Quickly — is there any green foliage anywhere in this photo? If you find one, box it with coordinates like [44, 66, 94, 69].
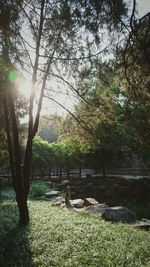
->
[32, 136, 90, 171]
[61, 54, 150, 169]
[61, 62, 130, 170]
[38, 116, 60, 143]
[29, 180, 50, 199]
[121, 12, 150, 102]
[32, 136, 52, 166]
[0, 198, 150, 267]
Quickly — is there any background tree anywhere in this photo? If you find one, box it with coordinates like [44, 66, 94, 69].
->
[38, 115, 61, 143]
[120, 11, 150, 102]
[117, 10, 150, 163]
[60, 59, 136, 175]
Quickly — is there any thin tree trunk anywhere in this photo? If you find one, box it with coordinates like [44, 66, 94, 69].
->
[65, 185, 72, 207]
[49, 166, 51, 178]
[56, 157, 59, 176]
[79, 161, 82, 179]
[23, 137, 33, 198]
[67, 165, 70, 179]
[4, 91, 15, 186]
[59, 158, 62, 179]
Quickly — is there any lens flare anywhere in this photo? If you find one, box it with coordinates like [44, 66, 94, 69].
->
[16, 78, 32, 99]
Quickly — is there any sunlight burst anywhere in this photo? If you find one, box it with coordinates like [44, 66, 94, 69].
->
[16, 78, 32, 99]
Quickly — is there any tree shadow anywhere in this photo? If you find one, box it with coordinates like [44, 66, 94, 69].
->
[0, 202, 35, 267]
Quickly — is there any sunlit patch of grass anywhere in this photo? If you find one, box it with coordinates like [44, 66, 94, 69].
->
[0, 197, 150, 267]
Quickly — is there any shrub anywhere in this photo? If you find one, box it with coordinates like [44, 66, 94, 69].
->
[29, 180, 50, 198]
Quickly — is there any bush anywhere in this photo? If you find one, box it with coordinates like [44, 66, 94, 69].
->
[29, 180, 50, 198]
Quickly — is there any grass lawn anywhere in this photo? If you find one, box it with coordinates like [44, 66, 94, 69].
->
[0, 185, 150, 267]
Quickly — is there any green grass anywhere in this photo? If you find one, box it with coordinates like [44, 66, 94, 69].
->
[0, 184, 150, 267]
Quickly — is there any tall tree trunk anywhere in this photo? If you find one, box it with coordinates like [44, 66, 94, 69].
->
[4, 88, 30, 225]
[16, 192, 29, 225]
[8, 91, 30, 225]
[2, 0, 46, 225]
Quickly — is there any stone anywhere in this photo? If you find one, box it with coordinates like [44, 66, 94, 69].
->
[132, 221, 150, 230]
[102, 206, 136, 223]
[142, 218, 150, 224]
[58, 180, 70, 189]
[86, 203, 109, 214]
[50, 196, 65, 206]
[84, 198, 99, 207]
[45, 191, 60, 199]
[71, 199, 84, 208]
[61, 180, 70, 185]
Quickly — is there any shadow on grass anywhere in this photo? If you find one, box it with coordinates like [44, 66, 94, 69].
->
[0, 201, 35, 267]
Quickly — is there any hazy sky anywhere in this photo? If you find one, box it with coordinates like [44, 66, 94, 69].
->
[138, 0, 150, 16]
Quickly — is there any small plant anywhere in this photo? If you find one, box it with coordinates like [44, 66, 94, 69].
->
[29, 180, 50, 199]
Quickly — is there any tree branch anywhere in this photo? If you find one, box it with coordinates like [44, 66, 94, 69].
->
[33, 49, 56, 135]
[43, 95, 91, 133]
[39, 43, 111, 61]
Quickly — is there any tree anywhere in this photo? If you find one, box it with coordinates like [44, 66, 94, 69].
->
[0, 0, 128, 224]
[120, 11, 150, 103]
[0, 95, 8, 169]
[38, 115, 61, 143]
[60, 60, 135, 175]
[32, 136, 53, 176]
[117, 10, 150, 160]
